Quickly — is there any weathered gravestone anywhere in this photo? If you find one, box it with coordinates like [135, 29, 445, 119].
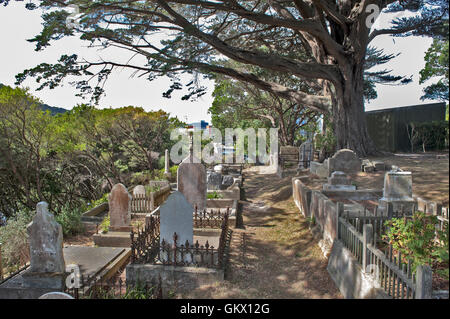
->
[207, 171, 222, 191]
[298, 141, 314, 169]
[378, 168, 415, 213]
[133, 185, 146, 196]
[109, 183, 132, 232]
[323, 171, 356, 191]
[177, 153, 207, 210]
[160, 191, 194, 247]
[221, 175, 235, 189]
[327, 149, 362, 177]
[23, 202, 65, 288]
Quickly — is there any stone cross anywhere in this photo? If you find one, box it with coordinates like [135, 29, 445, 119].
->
[109, 183, 132, 232]
[177, 151, 207, 210]
[159, 191, 193, 246]
[26, 202, 65, 275]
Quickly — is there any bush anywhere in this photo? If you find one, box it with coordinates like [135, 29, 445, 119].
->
[100, 216, 110, 234]
[90, 193, 109, 208]
[384, 211, 449, 271]
[207, 191, 223, 199]
[0, 210, 33, 270]
[410, 120, 449, 151]
[55, 205, 85, 237]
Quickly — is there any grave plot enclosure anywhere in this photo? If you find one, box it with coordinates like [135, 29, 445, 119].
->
[127, 204, 233, 295]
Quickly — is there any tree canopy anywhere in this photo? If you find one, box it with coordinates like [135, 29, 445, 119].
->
[1, 0, 448, 155]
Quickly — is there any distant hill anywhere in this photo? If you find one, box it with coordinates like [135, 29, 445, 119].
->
[40, 103, 68, 115]
[0, 83, 68, 115]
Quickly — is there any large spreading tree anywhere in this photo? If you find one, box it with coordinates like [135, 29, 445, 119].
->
[2, 0, 448, 156]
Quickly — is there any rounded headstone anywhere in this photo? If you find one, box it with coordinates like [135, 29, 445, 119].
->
[39, 292, 74, 299]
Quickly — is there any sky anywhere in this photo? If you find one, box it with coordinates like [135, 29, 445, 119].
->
[0, 3, 437, 124]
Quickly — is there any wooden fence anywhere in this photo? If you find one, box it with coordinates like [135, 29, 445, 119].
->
[130, 185, 171, 214]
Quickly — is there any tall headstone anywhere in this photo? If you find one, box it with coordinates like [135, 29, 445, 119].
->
[159, 191, 194, 246]
[109, 183, 132, 232]
[23, 202, 65, 288]
[164, 149, 170, 174]
[177, 152, 207, 210]
[298, 141, 313, 169]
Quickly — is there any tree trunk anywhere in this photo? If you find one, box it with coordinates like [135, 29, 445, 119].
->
[332, 64, 377, 157]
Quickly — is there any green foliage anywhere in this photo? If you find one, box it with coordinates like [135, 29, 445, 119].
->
[410, 120, 449, 152]
[121, 282, 159, 299]
[90, 193, 109, 208]
[314, 116, 336, 157]
[100, 216, 110, 234]
[384, 212, 449, 271]
[207, 191, 223, 199]
[0, 210, 33, 270]
[0, 85, 182, 217]
[419, 38, 449, 102]
[55, 205, 85, 237]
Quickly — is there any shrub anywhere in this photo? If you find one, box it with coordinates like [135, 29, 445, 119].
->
[207, 191, 223, 199]
[90, 193, 109, 208]
[384, 211, 448, 271]
[0, 210, 33, 270]
[100, 216, 110, 233]
[55, 205, 85, 237]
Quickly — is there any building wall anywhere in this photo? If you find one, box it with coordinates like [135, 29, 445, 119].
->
[366, 102, 446, 152]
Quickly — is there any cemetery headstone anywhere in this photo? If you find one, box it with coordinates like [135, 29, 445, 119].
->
[322, 171, 356, 191]
[23, 202, 65, 288]
[109, 183, 132, 232]
[221, 175, 235, 189]
[378, 169, 415, 213]
[327, 149, 361, 176]
[298, 141, 313, 169]
[207, 171, 222, 191]
[177, 153, 207, 210]
[133, 185, 146, 196]
[159, 191, 193, 246]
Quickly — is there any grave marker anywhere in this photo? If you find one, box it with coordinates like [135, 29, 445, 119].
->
[109, 183, 132, 232]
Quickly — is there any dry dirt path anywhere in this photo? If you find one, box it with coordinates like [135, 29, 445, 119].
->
[180, 169, 341, 299]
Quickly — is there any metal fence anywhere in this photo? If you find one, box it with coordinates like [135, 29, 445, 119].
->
[130, 208, 232, 270]
[64, 272, 162, 299]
